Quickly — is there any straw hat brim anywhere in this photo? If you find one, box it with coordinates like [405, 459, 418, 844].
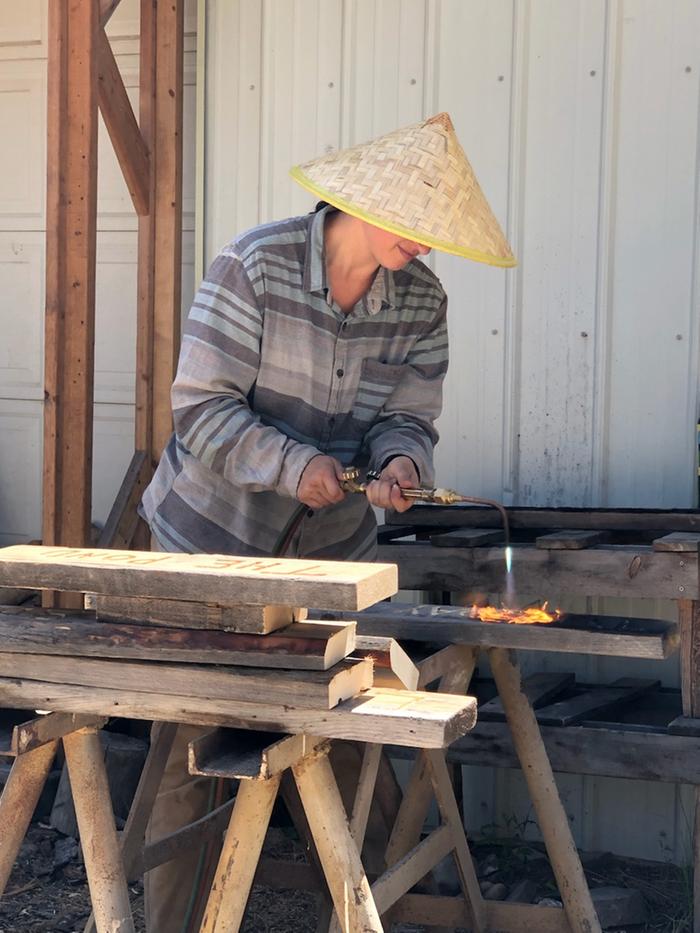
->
[290, 112, 517, 269]
[290, 166, 517, 268]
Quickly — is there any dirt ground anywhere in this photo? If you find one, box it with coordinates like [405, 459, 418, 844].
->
[0, 821, 692, 933]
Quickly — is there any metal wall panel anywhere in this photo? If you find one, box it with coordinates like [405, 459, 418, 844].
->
[203, 0, 700, 862]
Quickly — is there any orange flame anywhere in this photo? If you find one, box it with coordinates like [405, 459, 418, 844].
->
[470, 602, 562, 625]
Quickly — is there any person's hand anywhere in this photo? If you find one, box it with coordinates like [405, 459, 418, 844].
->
[365, 456, 419, 513]
[297, 455, 346, 509]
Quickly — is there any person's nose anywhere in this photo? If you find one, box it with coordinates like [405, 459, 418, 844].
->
[416, 243, 431, 255]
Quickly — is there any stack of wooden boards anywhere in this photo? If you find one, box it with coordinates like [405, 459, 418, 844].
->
[0, 545, 476, 748]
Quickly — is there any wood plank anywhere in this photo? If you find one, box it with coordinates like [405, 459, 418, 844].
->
[653, 532, 700, 552]
[386, 504, 700, 533]
[371, 824, 454, 914]
[0, 653, 373, 711]
[0, 545, 398, 611]
[324, 603, 679, 659]
[0, 611, 356, 671]
[43, 0, 99, 565]
[96, 28, 150, 215]
[353, 634, 419, 690]
[534, 678, 660, 727]
[535, 530, 610, 550]
[430, 528, 505, 548]
[0, 681, 477, 749]
[478, 672, 574, 721]
[387, 721, 700, 785]
[376, 542, 698, 600]
[188, 729, 327, 780]
[97, 451, 150, 549]
[86, 593, 304, 633]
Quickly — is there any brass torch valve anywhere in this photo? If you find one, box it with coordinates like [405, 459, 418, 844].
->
[339, 467, 466, 505]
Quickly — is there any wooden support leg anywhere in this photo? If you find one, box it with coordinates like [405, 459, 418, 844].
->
[82, 721, 178, 933]
[63, 728, 135, 933]
[384, 646, 479, 931]
[489, 647, 601, 933]
[200, 774, 281, 933]
[293, 747, 383, 932]
[328, 743, 383, 933]
[0, 739, 58, 895]
[679, 599, 700, 933]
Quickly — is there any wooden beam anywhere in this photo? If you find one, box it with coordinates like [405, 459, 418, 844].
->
[376, 542, 697, 600]
[97, 450, 149, 548]
[0, 545, 398, 610]
[0, 680, 477, 749]
[135, 0, 157, 472]
[43, 0, 99, 567]
[406, 720, 700, 786]
[387, 504, 700, 532]
[152, 0, 184, 461]
[188, 729, 328, 781]
[0, 653, 373, 711]
[96, 28, 150, 215]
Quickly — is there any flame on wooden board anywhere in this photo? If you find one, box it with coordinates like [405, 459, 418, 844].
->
[469, 602, 562, 625]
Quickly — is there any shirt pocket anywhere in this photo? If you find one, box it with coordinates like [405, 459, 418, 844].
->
[353, 358, 405, 425]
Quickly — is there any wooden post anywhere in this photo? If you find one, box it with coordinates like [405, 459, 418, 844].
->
[63, 728, 134, 932]
[43, 0, 99, 588]
[679, 599, 700, 933]
[0, 740, 58, 895]
[489, 647, 601, 933]
[152, 0, 184, 463]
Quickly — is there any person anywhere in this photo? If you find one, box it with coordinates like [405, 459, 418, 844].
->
[139, 111, 514, 931]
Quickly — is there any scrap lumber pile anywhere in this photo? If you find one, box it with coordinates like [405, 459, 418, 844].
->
[0, 546, 476, 749]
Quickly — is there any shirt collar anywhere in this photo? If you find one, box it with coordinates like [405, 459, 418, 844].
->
[303, 206, 395, 315]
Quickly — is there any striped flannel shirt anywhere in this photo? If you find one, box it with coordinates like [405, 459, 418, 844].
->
[140, 206, 449, 559]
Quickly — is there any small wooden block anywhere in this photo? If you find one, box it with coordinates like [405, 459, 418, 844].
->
[353, 634, 419, 690]
[429, 528, 504, 548]
[535, 530, 610, 549]
[188, 729, 328, 780]
[0, 545, 398, 611]
[652, 532, 700, 552]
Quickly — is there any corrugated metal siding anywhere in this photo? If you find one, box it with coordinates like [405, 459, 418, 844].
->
[203, 0, 700, 861]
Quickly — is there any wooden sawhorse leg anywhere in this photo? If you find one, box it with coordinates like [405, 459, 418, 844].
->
[63, 727, 135, 932]
[0, 739, 58, 895]
[193, 730, 384, 933]
[0, 710, 106, 899]
[489, 647, 601, 933]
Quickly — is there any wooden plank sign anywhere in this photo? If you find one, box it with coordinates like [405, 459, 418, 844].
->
[0, 546, 398, 611]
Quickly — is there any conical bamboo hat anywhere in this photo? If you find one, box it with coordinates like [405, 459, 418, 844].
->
[290, 112, 516, 268]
